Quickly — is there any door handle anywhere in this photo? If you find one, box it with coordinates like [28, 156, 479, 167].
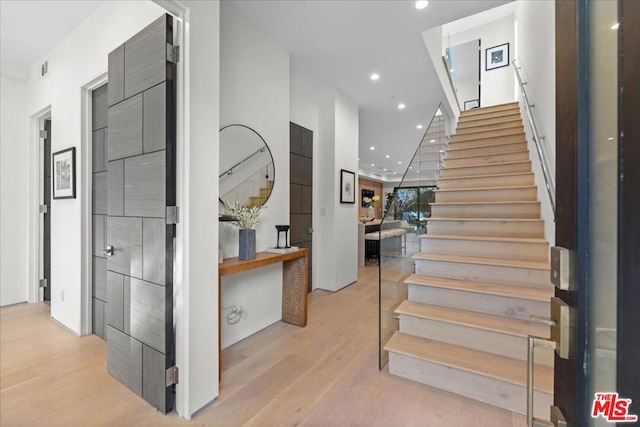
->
[308, 228, 314, 234]
[102, 245, 114, 256]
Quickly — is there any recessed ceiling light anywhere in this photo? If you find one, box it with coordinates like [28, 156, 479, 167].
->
[409, 166, 413, 169]
[383, 168, 387, 171]
[385, 155, 390, 158]
[608, 137, 614, 141]
[611, 22, 620, 30]
[417, 125, 423, 129]
[415, 1, 429, 10]
[398, 161, 402, 165]
[398, 103, 406, 110]
[416, 170, 420, 173]
[370, 73, 380, 81]
[393, 172, 397, 175]
[371, 163, 375, 167]
[370, 146, 375, 150]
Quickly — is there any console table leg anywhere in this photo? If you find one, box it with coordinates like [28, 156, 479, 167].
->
[282, 255, 308, 327]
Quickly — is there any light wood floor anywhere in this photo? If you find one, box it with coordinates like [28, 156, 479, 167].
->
[0, 265, 528, 426]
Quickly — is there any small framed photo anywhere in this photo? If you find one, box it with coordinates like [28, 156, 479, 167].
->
[486, 43, 509, 71]
[464, 99, 480, 110]
[361, 189, 375, 207]
[340, 169, 355, 204]
[52, 147, 76, 199]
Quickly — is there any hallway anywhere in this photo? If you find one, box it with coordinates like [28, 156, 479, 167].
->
[1, 265, 528, 426]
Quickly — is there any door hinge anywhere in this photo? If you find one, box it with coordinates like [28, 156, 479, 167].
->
[166, 366, 179, 386]
[39, 204, 48, 214]
[39, 278, 48, 288]
[166, 206, 179, 225]
[167, 44, 180, 64]
[40, 130, 48, 139]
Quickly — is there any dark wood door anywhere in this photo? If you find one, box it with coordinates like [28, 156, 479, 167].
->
[105, 14, 176, 413]
[290, 122, 313, 291]
[91, 83, 108, 338]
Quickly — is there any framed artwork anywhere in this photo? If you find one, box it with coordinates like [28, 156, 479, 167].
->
[52, 147, 76, 199]
[464, 99, 480, 110]
[486, 43, 509, 71]
[340, 169, 355, 203]
[361, 189, 375, 207]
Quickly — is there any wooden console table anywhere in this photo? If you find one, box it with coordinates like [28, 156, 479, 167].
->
[218, 249, 309, 376]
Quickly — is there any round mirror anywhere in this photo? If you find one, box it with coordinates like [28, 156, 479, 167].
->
[219, 124, 275, 207]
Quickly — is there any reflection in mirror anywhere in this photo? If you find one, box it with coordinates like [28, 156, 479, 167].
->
[219, 124, 275, 207]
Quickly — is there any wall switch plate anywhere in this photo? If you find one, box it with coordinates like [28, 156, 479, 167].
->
[550, 246, 576, 290]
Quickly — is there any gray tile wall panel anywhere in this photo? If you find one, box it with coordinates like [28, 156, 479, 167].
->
[301, 128, 313, 158]
[290, 184, 302, 215]
[290, 214, 312, 245]
[107, 326, 143, 396]
[290, 153, 312, 186]
[108, 160, 124, 216]
[107, 94, 143, 161]
[107, 45, 125, 107]
[92, 256, 108, 301]
[143, 83, 166, 153]
[92, 171, 108, 215]
[128, 277, 166, 353]
[143, 218, 166, 286]
[92, 129, 106, 172]
[290, 122, 302, 155]
[107, 272, 124, 332]
[107, 217, 143, 279]
[124, 151, 165, 218]
[92, 85, 108, 130]
[143, 344, 167, 412]
[93, 215, 106, 258]
[301, 185, 312, 214]
[92, 298, 105, 339]
[124, 15, 167, 98]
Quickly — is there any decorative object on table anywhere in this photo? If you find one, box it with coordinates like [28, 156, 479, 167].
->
[340, 169, 356, 203]
[464, 99, 480, 110]
[52, 147, 76, 199]
[362, 194, 380, 219]
[223, 200, 264, 260]
[358, 215, 372, 223]
[267, 225, 299, 253]
[485, 43, 509, 71]
[361, 189, 375, 207]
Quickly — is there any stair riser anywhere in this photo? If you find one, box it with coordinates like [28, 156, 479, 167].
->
[408, 284, 550, 321]
[448, 134, 526, 149]
[439, 173, 534, 190]
[414, 259, 551, 288]
[388, 352, 553, 420]
[461, 104, 520, 117]
[420, 238, 548, 262]
[441, 162, 532, 178]
[445, 151, 530, 168]
[456, 120, 523, 134]
[447, 142, 528, 159]
[381, 280, 408, 300]
[457, 114, 522, 129]
[259, 189, 270, 197]
[426, 220, 544, 238]
[431, 203, 540, 219]
[399, 315, 554, 366]
[452, 127, 524, 142]
[435, 187, 538, 203]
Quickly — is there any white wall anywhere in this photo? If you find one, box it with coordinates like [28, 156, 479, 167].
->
[0, 62, 30, 306]
[515, 0, 556, 245]
[423, 27, 461, 122]
[448, 15, 516, 108]
[219, 3, 290, 348]
[24, 1, 166, 332]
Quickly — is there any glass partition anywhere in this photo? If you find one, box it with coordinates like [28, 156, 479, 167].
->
[378, 105, 449, 369]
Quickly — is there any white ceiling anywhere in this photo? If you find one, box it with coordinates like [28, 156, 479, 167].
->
[0, 0, 105, 67]
[229, 0, 512, 181]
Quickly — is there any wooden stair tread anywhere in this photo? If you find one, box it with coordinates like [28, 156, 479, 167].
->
[444, 149, 529, 161]
[412, 253, 550, 270]
[419, 234, 547, 244]
[451, 132, 525, 141]
[381, 296, 399, 312]
[443, 160, 531, 170]
[460, 102, 520, 114]
[456, 117, 522, 127]
[426, 217, 544, 222]
[384, 332, 553, 393]
[439, 172, 533, 181]
[447, 141, 527, 152]
[405, 274, 552, 302]
[452, 124, 524, 136]
[434, 185, 537, 193]
[395, 300, 550, 339]
[458, 113, 522, 124]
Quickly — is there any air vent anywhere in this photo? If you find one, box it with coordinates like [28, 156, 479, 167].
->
[373, 173, 383, 178]
[41, 60, 48, 77]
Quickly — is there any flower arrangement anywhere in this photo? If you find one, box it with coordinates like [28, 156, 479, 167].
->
[223, 201, 264, 230]
[362, 195, 380, 208]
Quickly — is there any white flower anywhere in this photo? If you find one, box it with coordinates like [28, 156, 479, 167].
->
[223, 201, 265, 230]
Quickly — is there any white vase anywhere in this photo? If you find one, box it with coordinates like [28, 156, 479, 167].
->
[367, 206, 375, 219]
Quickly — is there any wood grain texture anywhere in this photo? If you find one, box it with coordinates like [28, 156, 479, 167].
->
[92, 256, 107, 301]
[92, 84, 108, 131]
[107, 94, 143, 161]
[124, 151, 165, 218]
[107, 216, 143, 279]
[92, 129, 106, 172]
[107, 45, 124, 106]
[124, 14, 168, 98]
[108, 159, 124, 216]
[219, 249, 308, 277]
[106, 326, 143, 396]
[106, 271, 124, 332]
[92, 298, 105, 339]
[282, 255, 308, 327]
[143, 218, 166, 285]
[142, 344, 168, 413]
[143, 82, 166, 153]
[127, 277, 166, 353]
[92, 171, 108, 215]
[92, 214, 106, 258]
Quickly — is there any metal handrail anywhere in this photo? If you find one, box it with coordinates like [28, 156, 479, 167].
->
[512, 60, 556, 217]
[219, 147, 266, 178]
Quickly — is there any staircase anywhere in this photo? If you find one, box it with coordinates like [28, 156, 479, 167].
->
[384, 102, 554, 420]
[247, 180, 274, 207]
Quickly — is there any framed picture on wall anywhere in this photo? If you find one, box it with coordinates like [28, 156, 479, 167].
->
[340, 169, 355, 203]
[361, 189, 375, 207]
[486, 43, 509, 71]
[52, 147, 76, 199]
[464, 99, 480, 110]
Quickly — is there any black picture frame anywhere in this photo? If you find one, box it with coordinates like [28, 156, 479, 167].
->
[464, 99, 480, 110]
[52, 147, 76, 199]
[361, 189, 375, 207]
[340, 169, 355, 203]
[485, 43, 509, 71]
